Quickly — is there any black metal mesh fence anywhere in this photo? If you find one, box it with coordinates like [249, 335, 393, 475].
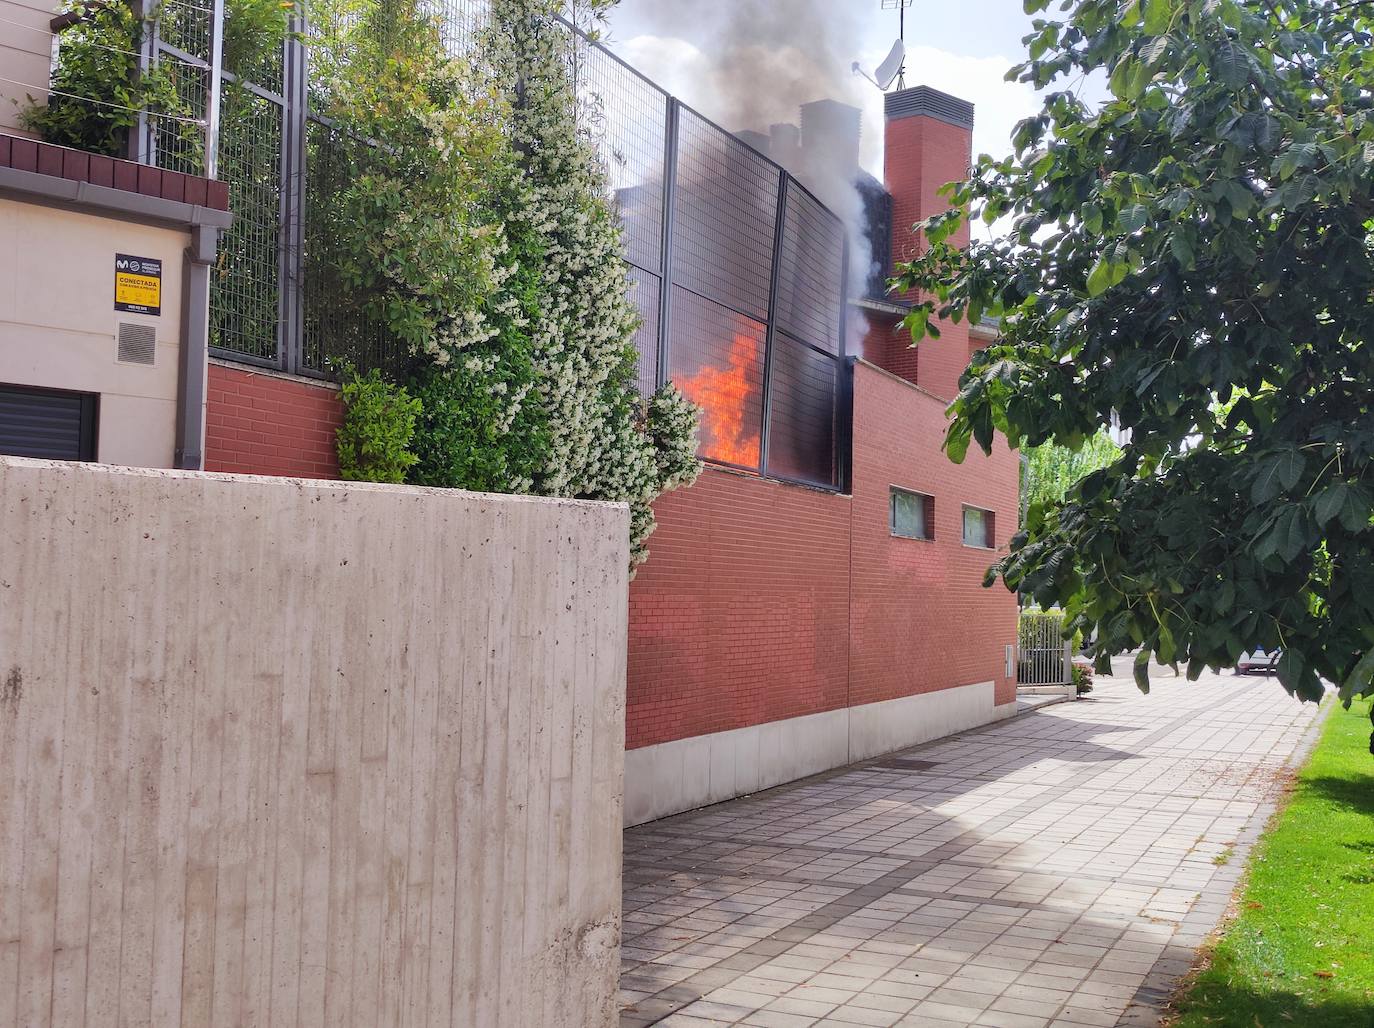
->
[777, 181, 846, 355]
[152, 0, 211, 178]
[668, 288, 768, 472]
[299, 117, 409, 377]
[210, 86, 283, 361]
[151, 1, 287, 363]
[153, 1, 849, 488]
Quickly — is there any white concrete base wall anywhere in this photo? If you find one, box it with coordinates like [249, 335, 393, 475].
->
[625, 681, 1016, 827]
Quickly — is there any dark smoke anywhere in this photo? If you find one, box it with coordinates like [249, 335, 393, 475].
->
[612, 0, 879, 302]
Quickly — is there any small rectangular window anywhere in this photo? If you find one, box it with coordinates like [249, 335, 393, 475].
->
[962, 505, 995, 548]
[890, 487, 934, 540]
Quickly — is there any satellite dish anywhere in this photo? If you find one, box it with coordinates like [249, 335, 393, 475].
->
[853, 39, 906, 91]
[875, 39, 905, 90]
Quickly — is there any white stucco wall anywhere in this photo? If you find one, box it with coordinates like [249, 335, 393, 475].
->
[0, 196, 188, 467]
[0, 457, 629, 1027]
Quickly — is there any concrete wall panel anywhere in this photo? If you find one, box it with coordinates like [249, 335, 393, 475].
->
[0, 456, 629, 1026]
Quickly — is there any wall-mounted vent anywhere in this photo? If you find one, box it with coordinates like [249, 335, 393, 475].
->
[117, 323, 156, 365]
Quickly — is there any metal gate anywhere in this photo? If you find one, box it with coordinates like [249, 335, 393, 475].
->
[1017, 609, 1074, 692]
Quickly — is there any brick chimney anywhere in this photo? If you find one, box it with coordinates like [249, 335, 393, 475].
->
[878, 85, 974, 399]
[800, 99, 862, 186]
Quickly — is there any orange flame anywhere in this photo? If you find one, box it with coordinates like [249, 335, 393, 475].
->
[677, 332, 762, 468]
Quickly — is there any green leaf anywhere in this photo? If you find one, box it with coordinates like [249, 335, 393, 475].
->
[1216, 580, 1235, 613]
[1117, 203, 1149, 233]
[1257, 506, 1309, 563]
[1313, 482, 1349, 527]
[1170, 231, 1195, 266]
[1214, 38, 1249, 89]
[1087, 254, 1129, 297]
[945, 420, 972, 464]
[1158, 621, 1177, 664]
[1342, 648, 1374, 702]
[1277, 648, 1305, 695]
[1142, 0, 1173, 35]
[1339, 485, 1373, 532]
[1251, 450, 1306, 504]
[1110, 56, 1146, 100]
[1133, 649, 1151, 693]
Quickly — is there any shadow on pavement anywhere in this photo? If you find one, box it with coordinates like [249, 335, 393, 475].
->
[619, 679, 1311, 1026]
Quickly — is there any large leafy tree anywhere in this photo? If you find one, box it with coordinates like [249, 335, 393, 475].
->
[896, 0, 1374, 728]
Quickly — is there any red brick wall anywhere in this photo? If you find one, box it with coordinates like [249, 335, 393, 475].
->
[626, 360, 1021, 751]
[873, 112, 974, 400]
[627, 467, 853, 749]
[848, 361, 1019, 710]
[205, 362, 342, 478]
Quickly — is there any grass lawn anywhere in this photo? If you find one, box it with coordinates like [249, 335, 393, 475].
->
[1168, 697, 1374, 1027]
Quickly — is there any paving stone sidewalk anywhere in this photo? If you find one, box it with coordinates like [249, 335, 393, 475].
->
[620, 669, 1323, 1028]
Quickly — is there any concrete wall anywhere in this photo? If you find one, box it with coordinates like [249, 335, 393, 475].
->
[0, 456, 629, 1027]
[624, 681, 1013, 826]
[0, 196, 187, 467]
[0, 0, 53, 138]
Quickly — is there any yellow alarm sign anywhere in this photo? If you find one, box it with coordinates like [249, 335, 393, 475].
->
[114, 253, 162, 316]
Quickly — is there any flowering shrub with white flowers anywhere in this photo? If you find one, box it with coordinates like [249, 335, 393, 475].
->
[482, 0, 700, 566]
[314, 0, 700, 568]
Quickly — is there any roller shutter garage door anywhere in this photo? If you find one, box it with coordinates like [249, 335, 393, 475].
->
[0, 385, 98, 461]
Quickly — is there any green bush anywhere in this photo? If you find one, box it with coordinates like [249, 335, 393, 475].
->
[336, 367, 421, 484]
[1072, 660, 1094, 696]
[408, 356, 548, 494]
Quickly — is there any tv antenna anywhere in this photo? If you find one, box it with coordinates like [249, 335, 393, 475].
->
[852, 0, 912, 92]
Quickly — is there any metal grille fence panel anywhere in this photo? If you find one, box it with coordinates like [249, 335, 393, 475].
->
[210, 87, 283, 362]
[667, 287, 768, 472]
[671, 107, 779, 323]
[299, 116, 405, 376]
[149, 4, 849, 489]
[776, 180, 845, 355]
[577, 42, 666, 275]
[626, 267, 661, 398]
[766, 334, 837, 486]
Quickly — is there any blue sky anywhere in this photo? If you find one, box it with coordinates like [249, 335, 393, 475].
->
[605, 0, 1052, 176]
